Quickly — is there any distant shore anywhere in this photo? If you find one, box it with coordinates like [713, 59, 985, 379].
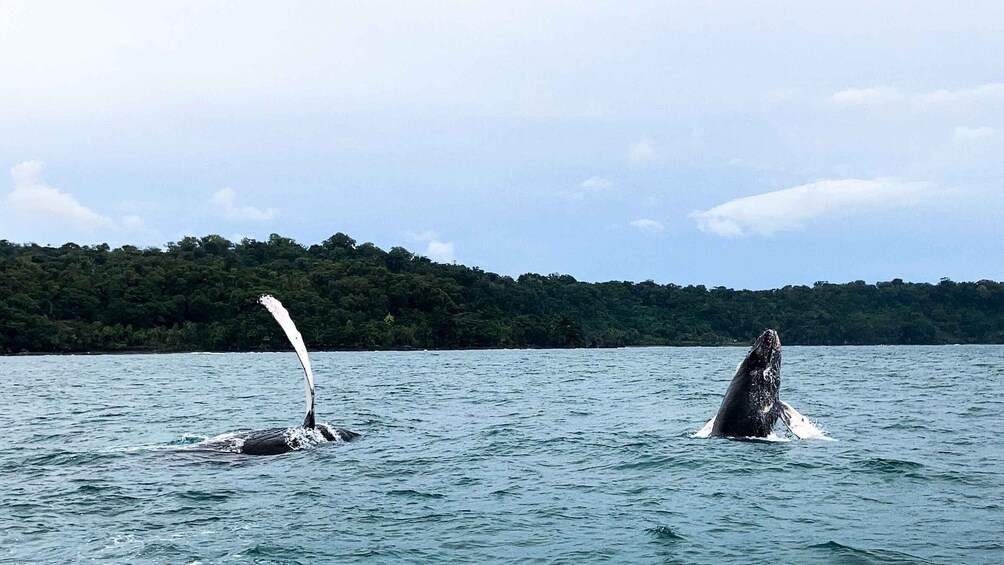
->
[2, 235, 1002, 354]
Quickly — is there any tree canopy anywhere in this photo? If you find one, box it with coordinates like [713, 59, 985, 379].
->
[1, 234, 1002, 354]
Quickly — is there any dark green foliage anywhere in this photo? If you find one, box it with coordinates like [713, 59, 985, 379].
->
[1, 235, 1002, 353]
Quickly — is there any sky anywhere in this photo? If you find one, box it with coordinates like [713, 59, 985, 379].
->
[2, 1, 1003, 289]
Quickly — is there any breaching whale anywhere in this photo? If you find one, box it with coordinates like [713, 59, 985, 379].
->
[200, 295, 358, 455]
[695, 329, 824, 440]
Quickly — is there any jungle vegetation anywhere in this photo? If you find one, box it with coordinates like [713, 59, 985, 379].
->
[1, 234, 1002, 353]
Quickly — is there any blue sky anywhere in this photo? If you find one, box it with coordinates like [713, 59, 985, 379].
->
[2, 2, 1003, 289]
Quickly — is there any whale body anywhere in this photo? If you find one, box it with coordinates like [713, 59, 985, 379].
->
[695, 329, 824, 440]
[199, 295, 358, 455]
[218, 422, 359, 456]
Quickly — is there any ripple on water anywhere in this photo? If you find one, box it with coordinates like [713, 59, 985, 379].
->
[1, 346, 1002, 564]
[387, 489, 446, 499]
[807, 541, 935, 564]
[646, 525, 685, 542]
[853, 457, 926, 477]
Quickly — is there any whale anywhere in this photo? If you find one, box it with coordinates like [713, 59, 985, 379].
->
[199, 295, 358, 455]
[695, 329, 824, 440]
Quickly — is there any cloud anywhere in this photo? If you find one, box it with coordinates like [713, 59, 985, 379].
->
[406, 230, 455, 263]
[580, 176, 615, 191]
[121, 215, 147, 231]
[916, 83, 1004, 107]
[4, 160, 115, 232]
[691, 178, 932, 238]
[424, 240, 455, 263]
[209, 188, 278, 221]
[832, 83, 1004, 110]
[560, 176, 616, 199]
[831, 87, 904, 106]
[628, 139, 655, 166]
[952, 126, 998, 142]
[629, 218, 664, 234]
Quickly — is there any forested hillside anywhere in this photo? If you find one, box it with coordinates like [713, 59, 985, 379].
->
[1, 233, 1002, 353]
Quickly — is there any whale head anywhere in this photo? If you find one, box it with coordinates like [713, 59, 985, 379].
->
[741, 329, 781, 383]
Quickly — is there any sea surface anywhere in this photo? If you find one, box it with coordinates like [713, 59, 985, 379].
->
[1, 346, 1002, 564]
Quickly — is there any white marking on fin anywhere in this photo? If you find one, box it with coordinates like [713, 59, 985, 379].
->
[694, 415, 716, 438]
[779, 400, 829, 440]
[258, 295, 315, 423]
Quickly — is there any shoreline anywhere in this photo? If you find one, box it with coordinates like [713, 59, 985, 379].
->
[2, 341, 997, 357]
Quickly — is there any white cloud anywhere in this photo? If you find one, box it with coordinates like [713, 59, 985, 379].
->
[424, 240, 455, 263]
[831, 87, 904, 106]
[580, 176, 615, 191]
[629, 218, 664, 234]
[406, 230, 455, 263]
[4, 160, 115, 232]
[628, 139, 655, 166]
[121, 215, 147, 231]
[832, 83, 1004, 110]
[560, 176, 616, 199]
[209, 188, 278, 221]
[406, 229, 437, 242]
[691, 178, 932, 238]
[916, 83, 1004, 108]
[117, 214, 161, 241]
[952, 126, 998, 142]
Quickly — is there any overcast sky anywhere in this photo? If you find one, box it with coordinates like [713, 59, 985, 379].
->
[2, 1, 1003, 288]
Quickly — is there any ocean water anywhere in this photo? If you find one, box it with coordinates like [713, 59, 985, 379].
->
[1, 346, 1002, 564]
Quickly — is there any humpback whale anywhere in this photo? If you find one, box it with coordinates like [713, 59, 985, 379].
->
[695, 329, 825, 440]
[200, 295, 358, 455]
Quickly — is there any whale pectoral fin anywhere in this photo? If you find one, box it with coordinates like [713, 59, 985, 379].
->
[779, 401, 826, 439]
[302, 409, 315, 429]
[694, 415, 716, 438]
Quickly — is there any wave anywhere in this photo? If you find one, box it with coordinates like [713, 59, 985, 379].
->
[13, 449, 123, 468]
[855, 457, 926, 475]
[646, 525, 686, 542]
[691, 427, 835, 441]
[689, 431, 792, 442]
[807, 541, 934, 564]
[387, 489, 446, 499]
[170, 434, 210, 445]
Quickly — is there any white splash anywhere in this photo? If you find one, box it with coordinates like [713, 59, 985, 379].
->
[258, 294, 315, 418]
[199, 431, 247, 453]
[692, 409, 834, 441]
[282, 426, 327, 450]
